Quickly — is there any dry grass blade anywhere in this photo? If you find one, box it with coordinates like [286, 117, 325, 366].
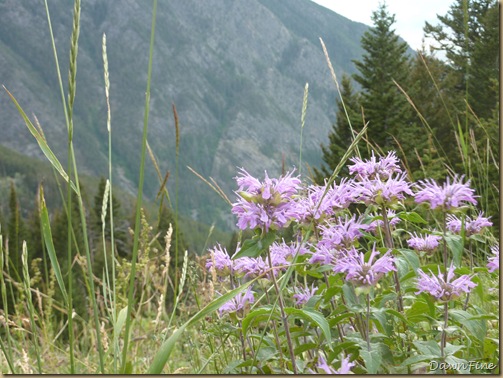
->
[187, 166, 232, 206]
[173, 103, 180, 154]
[147, 141, 172, 205]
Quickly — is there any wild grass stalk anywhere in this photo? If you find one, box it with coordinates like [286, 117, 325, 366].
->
[319, 37, 362, 160]
[121, 0, 158, 373]
[0, 231, 16, 373]
[21, 242, 42, 373]
[298, 82, 309, 176]
[101, 32, 120, 373]
[172, 104, 181, 306]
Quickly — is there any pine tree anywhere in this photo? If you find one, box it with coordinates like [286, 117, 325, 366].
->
[314, 74, 363, 183]
[424, 0, 499, 119]
[352, 3, 413, 158]
[404, 49, 460, 179]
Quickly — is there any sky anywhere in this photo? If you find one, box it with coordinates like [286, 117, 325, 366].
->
[311, 0, 453, 52]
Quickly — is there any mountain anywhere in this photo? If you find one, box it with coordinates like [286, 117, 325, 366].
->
[0, 0, 371, 230]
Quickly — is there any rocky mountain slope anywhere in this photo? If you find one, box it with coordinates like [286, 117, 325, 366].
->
[0, 0, 370, 229]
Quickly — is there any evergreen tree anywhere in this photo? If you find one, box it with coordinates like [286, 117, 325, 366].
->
[314, 74, 363, 183]
[424, 0, 499, 234]
[404, 49, 460, 179]
[352, 3, 413, 158]
[424, 0, 499, 119]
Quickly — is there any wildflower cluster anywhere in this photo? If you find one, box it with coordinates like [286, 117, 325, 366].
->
[416, 264, 477, 302]
[205, 152, 497, 374]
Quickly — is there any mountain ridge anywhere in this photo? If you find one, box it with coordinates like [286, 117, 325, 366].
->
[0, 0, 373, 229]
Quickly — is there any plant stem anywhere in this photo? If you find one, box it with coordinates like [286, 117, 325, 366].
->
[266, 250, 297, 374]
[121, 0, 158, 372]
[441, 301, 448, 374]
[381, 205, 404, 312]
[366, 293, 371, 351]
[442, 210, 448, 271]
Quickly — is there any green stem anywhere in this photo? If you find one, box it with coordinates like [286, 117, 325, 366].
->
[441, 301, 448, 374]
[120, 1, 158, 372]
[381, 205, 403, 313]
[266, 249, 297, 374]
[366, 293, 371, 352]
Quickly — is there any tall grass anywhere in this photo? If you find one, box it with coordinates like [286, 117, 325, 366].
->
[0, 0, 498, 374]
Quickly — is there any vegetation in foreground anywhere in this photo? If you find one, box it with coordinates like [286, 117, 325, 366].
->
[0, 0, 498, 374]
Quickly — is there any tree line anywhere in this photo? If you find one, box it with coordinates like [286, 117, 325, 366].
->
[0, 177, 187, 318]
[314, 0, 499, 233]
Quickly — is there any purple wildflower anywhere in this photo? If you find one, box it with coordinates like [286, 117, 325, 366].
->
[206, 244, 234, 276]
[318, 214, 367, 250]
[416, 264, 477, 301]
[295, 179, 355, 223]
[414, 175, 477, 210]
[446, 212, 493, 236]
[333, 245, 396, 287]
[349, 151, 402, 180]
[233, 242, 297, 278]
[314, 354, 355, 375]
[218, 287, 255, 316]
[270, 240, 308, 260]
[233, 256, 269, 278]
[232, 168, 301, 231]
[309, 244, 338, 265]
[293, 284, 318, 306]
[353, 172, 412, 206]
[487, 244, 499, 273]
[407, 232, 442, 255]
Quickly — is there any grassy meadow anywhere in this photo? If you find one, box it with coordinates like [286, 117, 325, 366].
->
[0, 0, 499, 374]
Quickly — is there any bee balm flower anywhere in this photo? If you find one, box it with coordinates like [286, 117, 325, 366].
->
[415, 264, 476, 302]
[231, 168, 301, 231]
[414, 175, 477, 210]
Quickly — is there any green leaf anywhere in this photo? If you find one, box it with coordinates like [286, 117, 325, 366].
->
[413, 340, 441, 357]
[284, 307, 332, 345]
[396, 248, 420, 271]
[444, 343, 464, 356]
[342, 283, 359, 309]
[3, 86, 77, 193]
[397, 211, 427, 224]
[402, 353, 439, 367]
[114, 306, 128, 348]
[233, 231, 277, 259]
[445, 355, 469, 373]
[242, 306, 279, 338]
[372, 307, 392, 336]
[449, 309, 487, 342]
[39, 186, 68, 305]
[360, 349, 381, 374]
[124, 361, 133, 374]
[148, 279, 255, 373]
[294, 342, 317, 356]
[383, 308, 409, 325]
[332, 340, 359, 356]
[406, 299, 432, 321]
[445, 234, 463, 267]
[255, 346, 278, 362]
[484, 338, 499, 360]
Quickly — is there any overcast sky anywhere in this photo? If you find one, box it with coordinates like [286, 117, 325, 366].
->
[311, 0, 453, 52]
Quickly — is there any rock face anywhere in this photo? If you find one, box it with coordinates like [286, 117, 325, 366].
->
[0, 0, 369, 229]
